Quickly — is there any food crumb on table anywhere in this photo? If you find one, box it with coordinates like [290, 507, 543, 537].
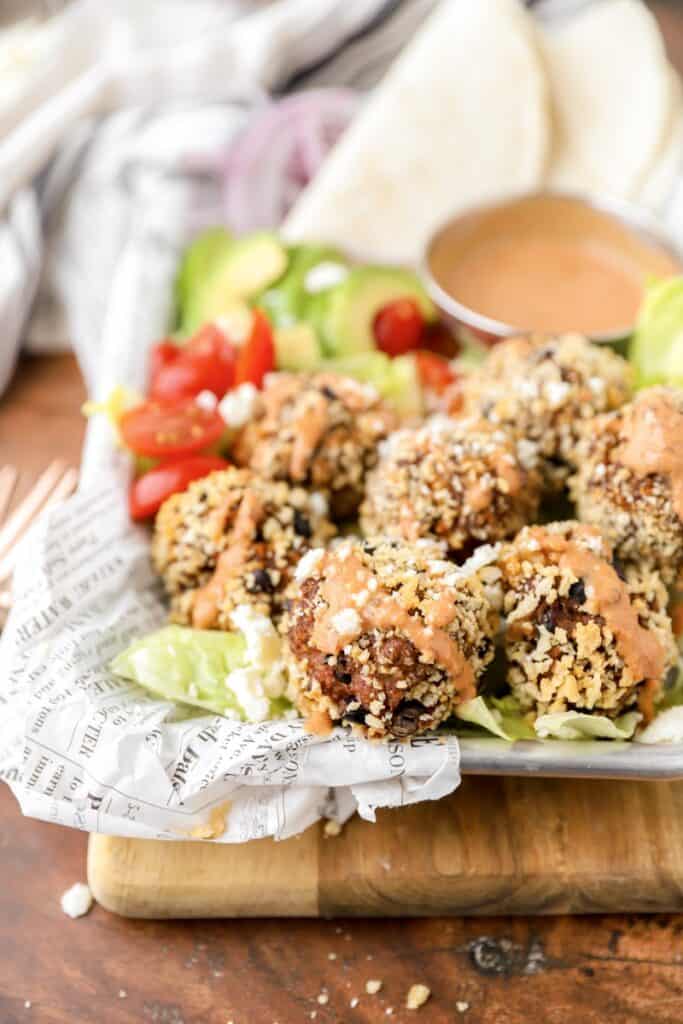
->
[24, 1002, 31, 1010]
[366, 979, 383, 995]
[60, 882, 93, 919]
[323, 818, 343, 837]
[317, 991, 329, 1005]
[328, 951, 337, 960]
[457, 1001, 470, 1013]
[118, 990, 127, 999]
[406, 983, 431, 1010]
[350, 997, 359, 1008]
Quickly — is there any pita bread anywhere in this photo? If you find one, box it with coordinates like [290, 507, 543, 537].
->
[283, 0, 548, 265]
[638, 67, 683, 212]
[542, 0, 672, 199]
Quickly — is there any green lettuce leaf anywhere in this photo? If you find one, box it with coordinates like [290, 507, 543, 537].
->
[534, 711, 641, 741]
[454, 695, 535, 741]
[630, 276, 683, 388]
[111, 624, 293, 722]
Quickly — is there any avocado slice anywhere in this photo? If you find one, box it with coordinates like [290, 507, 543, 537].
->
[175, 228, 234, 331]
[181, 232, 289, 333]
[320, 266, 437, 357]
[257, 244, 348, 329]
[323, 350, 423, 417]
[274, 323, 321, 371]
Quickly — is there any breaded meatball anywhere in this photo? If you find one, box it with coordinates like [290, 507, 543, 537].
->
[360, 416, 541, 557]
[500, 521, 676, 720]
[570, 387, 683, 584]
[232, 372, 397, 520]
[284, 537, 500, 738]
[152, 467, 335, 629]
[462, 334, 632, 489]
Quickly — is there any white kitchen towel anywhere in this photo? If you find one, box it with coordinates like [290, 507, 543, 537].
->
[0, 0, 440, 395]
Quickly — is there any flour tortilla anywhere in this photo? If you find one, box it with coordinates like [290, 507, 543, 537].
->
[637, 67, 683, 212]
[543, 0, 673, 199]
[283, 0, 548, 265]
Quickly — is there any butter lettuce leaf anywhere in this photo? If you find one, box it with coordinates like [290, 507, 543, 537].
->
[454, 695, 535, 741]
[111, 624, 294, 722]
[534, 711, 641, 741]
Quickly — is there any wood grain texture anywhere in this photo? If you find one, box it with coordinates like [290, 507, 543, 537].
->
[88, 775, 683, 920]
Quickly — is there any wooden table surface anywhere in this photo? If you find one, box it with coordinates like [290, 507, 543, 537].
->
[4, 5, 683, 1021]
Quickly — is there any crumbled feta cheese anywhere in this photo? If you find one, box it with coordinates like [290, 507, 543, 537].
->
[304, 261, 349, 293]
[231, 604, 282, 672]
[194, 389, 218, 410]
[225, 667, 270, 722]
[60, 882, 93, 919]
[295, 547, 325, 582]
[219, 382, 259, 428]
[331, 608, 362, 638]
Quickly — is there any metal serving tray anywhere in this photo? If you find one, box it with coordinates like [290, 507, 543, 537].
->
[459, 735, 683, 779]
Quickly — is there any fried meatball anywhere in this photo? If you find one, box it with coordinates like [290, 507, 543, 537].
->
[152, 467, 335, 629]
[500, 521, 676, 720]
[462, 334, 632, 489]
[360, 416, 541, 557]
[232, 372, 397, 520]
[284, 537, 500, 738]
[570, 387, 683, 584]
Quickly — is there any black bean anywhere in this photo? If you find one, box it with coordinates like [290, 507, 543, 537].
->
[568, 579, 586, 605]
[246, 569, 274, 594]
[293, 511, 312, 538]
[612, 557, 627, 582]
[391, 700, 424, 737]
[343, 707, 367, 725]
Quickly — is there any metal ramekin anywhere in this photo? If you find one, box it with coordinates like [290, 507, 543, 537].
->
[422, 190, 683, 347]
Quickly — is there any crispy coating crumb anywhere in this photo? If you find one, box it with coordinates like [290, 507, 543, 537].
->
[232, 372, 397, 520]
[500, 521, 676, 718]
[571, 387, 683, 584]
[152, 467, 335, 629]
[462, 334, 632, 489]
[361, 415, 541, 555]
[284, 537, 500, 739]
[406, 984, 431, 1010]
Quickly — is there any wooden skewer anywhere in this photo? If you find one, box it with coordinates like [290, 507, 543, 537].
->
[0, 462, 78, 585]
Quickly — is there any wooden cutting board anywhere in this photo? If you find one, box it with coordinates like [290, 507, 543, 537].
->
[87, 774, 683, 918]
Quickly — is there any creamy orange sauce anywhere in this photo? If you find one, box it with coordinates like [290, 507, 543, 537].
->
[305, 708, 334, 736]
[616, 392, 683, 521]
[523, 527, 666, 700]
[429, 195, 681, 335]
[192, 490, 262, 628]
[290, 392, 328, 480]
[311, 552, 475, 700]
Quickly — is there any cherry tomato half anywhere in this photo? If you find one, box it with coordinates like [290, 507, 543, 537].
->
[414, 350, 458, 395]
[129, 455, 229, 520]
[149, 341, 180, 382]
[119, 398, 225, 459]
[235, 309, 276, 389]
[150, 324, 236, 402]
[373, 298, 425, 356]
